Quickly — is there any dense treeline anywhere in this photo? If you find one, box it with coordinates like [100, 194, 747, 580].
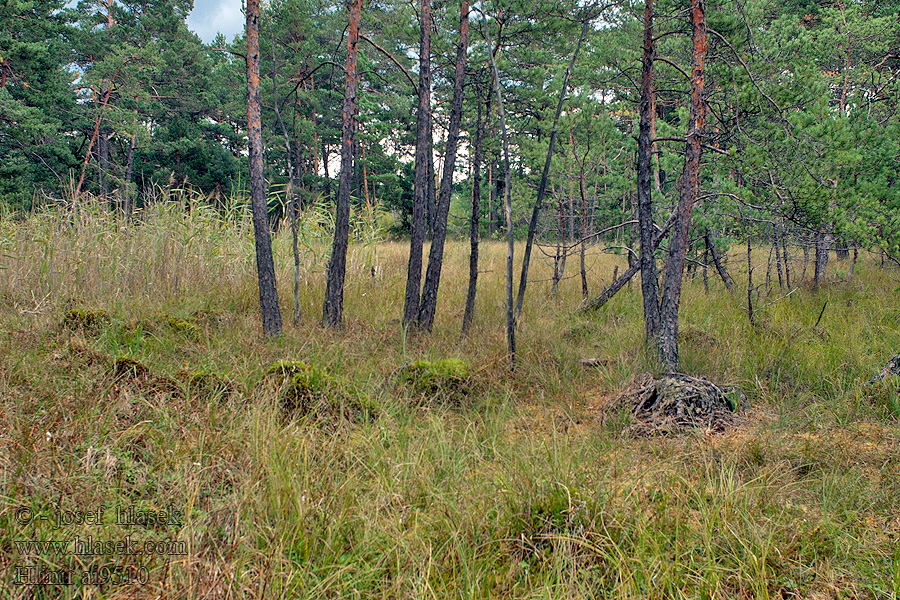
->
[2, 0, 899, 345]
[3, 0, 895, 235]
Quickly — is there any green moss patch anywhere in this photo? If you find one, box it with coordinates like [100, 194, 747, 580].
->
[399, 358, 471, 402]
[266, 360, 376, 422]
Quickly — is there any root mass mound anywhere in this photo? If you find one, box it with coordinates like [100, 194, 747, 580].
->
[616, 373, 744, 436]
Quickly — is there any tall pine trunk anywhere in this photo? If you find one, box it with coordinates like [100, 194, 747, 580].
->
[402, 0, 433, 328]
[246, 0, 283, 336]
[481, 1, 515, 368]
[322, 0, 361, 328]
[515, 19, 588, 320]
[419, 0, 470, 332]
[462, 82, 485, 336]
[638, 0, 660, 345]
[656, 0, 707, 370]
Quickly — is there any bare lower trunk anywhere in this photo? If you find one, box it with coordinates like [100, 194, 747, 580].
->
[747, 233, 754, 325]
[246, 0, 282, 336]
[419, 0, 470, 332]
[402, 0, 433, 328]
[781, 221, 791, 289]
[578, 157, 589, 300]
[551, 192, 568, 297]
[774, 224, 784, 288]
[123, 133, 135, 217]
[705, 228, 733, 290]
[462, 83, 485, 337]
[322, 0, 361, 328]
[515, 19, 588, 320]
[481, 0, 515, 368]
[638, 0, 660, 344]
[657, 0, 706, 371]
[271, 40, 302, 324]
[98, 128, 110, 206]
[813, 227, 829, 289]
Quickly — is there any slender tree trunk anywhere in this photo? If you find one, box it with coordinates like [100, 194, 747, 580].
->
[481, 1, 515, 368]
[813, 226, 829, 289]
[74, 74, 120, 200]
[773, 223, 784, 288]
[657, 0, 706, 371]
[551, 191, 568, 297]
[402, 0, 433, 328]
[702, 243, 709, 294]
[98, 127, 110, 206]
[781, 220, 791, 289]
[419, 0, 470, 332]
[650, 86, 662, 192]
[322, 142, 332, 200]
[704, 228, 732, 289]
[271, 34, 302, 324]
[801, 236, 809, 281]
[123, 132, 136, 218]
[581, 216, 675, 312]
[578, 159, 589, 300]
[638, 0, 660, 345]
[515, 19, 588, 320]
[462, 83, 485, 336]
[246, 0, 283, 336]
[747, 232, 754, 325]
[322, 0, 361, 328]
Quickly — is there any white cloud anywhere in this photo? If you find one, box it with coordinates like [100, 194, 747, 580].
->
[187, 0, 244, 44]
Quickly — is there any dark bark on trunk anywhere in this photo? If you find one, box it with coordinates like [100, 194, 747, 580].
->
[481, 0, 515, 369]
[582, 262, 640, 312]
[419, 0, 470, 332]
[322, 0, 361, 328]
[74, 75, 119, 200]
[813, 227, 829, 289]
[123, 133, 135, 218]
[98, 127, 110, 206]
[462, 83, 485, 337]
[781, 221, 791, 289]
[657, 0, 706, 371]
[638, 0, 661, 345]
[402, 0, 433, 328]
[271, 36, 302, 324]
[551, 190, 568, 297]
[705, 228, 733, 290]
[322, 143, 331, 200]
[801, 236, 809, 282]
[702, 244, 709, 294]
[514, 19, 588, 320]
[773, 224, 784, 288]
[246, 0, 283, 336]
[579, 160, 589, 300]
[747, 233, 754, 325]
[580, 216, 675, 312]
[427, 146, 436, 238]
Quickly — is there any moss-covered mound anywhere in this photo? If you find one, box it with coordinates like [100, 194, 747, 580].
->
[399, 358, 471, 403]
[266, 360, 375, 422]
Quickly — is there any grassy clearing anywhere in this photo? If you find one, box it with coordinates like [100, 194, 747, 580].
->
[1, 201, 898, 598]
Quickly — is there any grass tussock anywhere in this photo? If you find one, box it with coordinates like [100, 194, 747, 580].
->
[0, 199, 898, 598]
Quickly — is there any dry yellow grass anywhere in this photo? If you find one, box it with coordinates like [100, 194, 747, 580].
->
[1, 201, 898, 598]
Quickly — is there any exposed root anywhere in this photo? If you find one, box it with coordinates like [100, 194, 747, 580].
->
[606, 373, 745, 436]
